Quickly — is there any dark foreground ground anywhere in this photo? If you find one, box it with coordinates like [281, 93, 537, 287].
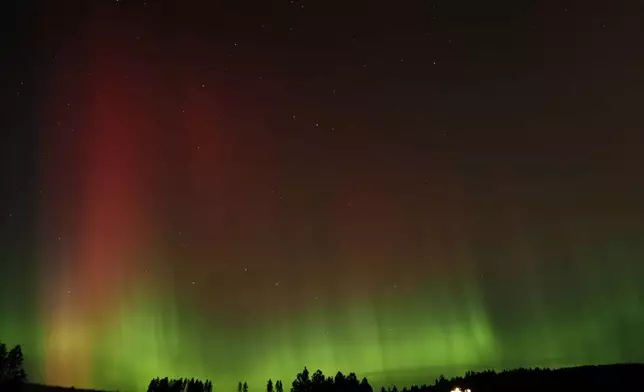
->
[19, 363, 644, 392]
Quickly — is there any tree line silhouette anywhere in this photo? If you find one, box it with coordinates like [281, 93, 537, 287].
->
[0, 342, 27, 391]
[144, 364, 644, 392]
[2, 339, 642, 392]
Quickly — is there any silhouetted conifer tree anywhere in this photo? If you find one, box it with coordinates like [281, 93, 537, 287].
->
[0, 343, 27, 391]
[169, 378, 184, 392]
[148, 377, 160, 392]
[334, 371, 346, 392]
[292, 367, 311, 392]
[267, 379, 274, 392]
[359, 377, 372, 392]
[325, 376, 334, 391]
[311, 369, 325, 392]
[345, 373, 359, 392]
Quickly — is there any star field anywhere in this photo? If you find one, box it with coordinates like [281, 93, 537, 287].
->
[1, 0, 644, 391]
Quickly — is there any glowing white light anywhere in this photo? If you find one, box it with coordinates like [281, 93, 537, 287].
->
[450, 388, 471, 392]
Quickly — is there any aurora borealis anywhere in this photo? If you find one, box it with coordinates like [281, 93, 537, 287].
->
[1, 0, 643, 391]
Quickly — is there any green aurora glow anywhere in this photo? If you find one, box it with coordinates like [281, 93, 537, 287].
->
[2, 238, 643, 391]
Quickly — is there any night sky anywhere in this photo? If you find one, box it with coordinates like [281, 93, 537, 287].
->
[1, 0, 644, 391]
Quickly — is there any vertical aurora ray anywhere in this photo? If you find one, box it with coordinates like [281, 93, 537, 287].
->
[39, 6, 161, 389]
[35, 6, 240, 390]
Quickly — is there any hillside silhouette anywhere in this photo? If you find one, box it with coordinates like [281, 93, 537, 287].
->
[3, 340, 643, 392]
